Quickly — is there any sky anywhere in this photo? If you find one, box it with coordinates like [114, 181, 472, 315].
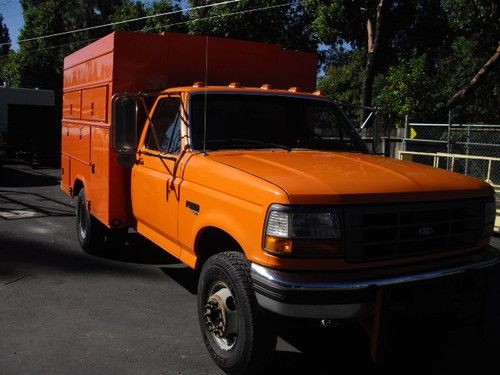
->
[0, 0, 190, 51]
[0, 0, 23, 50]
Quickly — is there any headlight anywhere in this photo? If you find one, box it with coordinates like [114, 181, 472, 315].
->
[293, 212, 340, 239]
[264, 204, 342, 257]
[266, 210, 291, 238]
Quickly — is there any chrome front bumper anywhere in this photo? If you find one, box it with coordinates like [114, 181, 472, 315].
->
[251, 246, 500, 319]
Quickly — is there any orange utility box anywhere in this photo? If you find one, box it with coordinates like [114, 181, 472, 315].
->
[61, 31, 317, 229]
[62, 31, 498, 373]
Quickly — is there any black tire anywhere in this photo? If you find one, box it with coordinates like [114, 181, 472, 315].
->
[198, 252, 277, 375]
[76, 188, 106, 252]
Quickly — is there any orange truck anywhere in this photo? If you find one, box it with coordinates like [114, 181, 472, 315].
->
[62, 31, 499, 372]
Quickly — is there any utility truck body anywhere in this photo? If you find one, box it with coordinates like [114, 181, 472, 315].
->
[62, 31, 499, 373]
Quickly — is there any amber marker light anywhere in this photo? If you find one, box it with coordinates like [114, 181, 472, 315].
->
[264, 236, 293, 254]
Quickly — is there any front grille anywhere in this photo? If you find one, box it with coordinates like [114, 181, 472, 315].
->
[344, 199, 485, 262]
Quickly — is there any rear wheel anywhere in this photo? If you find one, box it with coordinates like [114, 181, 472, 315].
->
[198, 252, 277, 374]
[76, 189, 106, 252]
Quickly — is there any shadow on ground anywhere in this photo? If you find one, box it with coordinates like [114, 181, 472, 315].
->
[86, 232, 179, 265]
[0, 165, 59, 187]
[272, 316, 500, 374]
[0, 190, 74, 219]
[0, 234, 176, 282]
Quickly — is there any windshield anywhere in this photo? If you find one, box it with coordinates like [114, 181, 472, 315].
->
[189, 93, 367, 153]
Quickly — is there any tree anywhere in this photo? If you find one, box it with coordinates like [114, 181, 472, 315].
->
[304, 1, 451, 123]
[13, 0, 126, 90]
[0, 52, 20, 86]
[0, 14, 10, 56]
[441, 0, 500, 121]
[374, 55, 433, 125]
[143, 0, 188, 34]
[318, 51, 365, 120]
[109, 0, 188, 33]
[16, 0, 65, 89]
[303, 0, 390, 118]
[110, 0, 147, 31]
[447, 45, 500, 109]
[187, 0, 316, 52]
[0, 15, 14, 85]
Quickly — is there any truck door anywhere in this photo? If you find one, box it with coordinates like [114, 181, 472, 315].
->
[131, 95, 183, 257]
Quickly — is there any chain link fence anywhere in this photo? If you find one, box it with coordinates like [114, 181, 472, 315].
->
[403, 119, 500, 187]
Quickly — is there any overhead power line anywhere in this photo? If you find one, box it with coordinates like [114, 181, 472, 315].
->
[0, 2, 292, 57]
[144, 2, 291, 33]
[0, 0, 242, 47]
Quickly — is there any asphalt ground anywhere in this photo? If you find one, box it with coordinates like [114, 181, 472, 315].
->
[1, 162, 500, 374]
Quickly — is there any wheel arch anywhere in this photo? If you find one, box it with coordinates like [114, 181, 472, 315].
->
[72, 178, 85, 198]
[194, 227, 244, 269]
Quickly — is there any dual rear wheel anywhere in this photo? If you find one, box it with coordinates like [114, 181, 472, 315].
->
[75, 189, 127, 252]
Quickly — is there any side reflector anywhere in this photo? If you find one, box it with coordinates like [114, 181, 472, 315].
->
[193, 81, 205, 87]
[229, 82, 241, 88]
[288, 86, 300, 92]
[261, 83, 272, 90]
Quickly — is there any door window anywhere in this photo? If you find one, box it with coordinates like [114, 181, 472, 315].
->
[146, 97, 181, 154]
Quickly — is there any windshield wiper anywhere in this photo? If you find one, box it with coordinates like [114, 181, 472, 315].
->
[207, 138, 292, 151]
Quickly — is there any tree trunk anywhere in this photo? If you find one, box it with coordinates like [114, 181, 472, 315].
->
[446, 45, 500, 109]
[360, 0, 386, 125]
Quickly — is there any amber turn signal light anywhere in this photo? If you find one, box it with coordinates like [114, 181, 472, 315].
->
[264, 236, 293, 254]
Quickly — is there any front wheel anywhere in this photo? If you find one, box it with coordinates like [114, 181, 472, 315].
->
[198, 252, 277, 374]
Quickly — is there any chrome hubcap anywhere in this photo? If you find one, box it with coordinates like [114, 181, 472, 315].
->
[204, 283, 238, 350]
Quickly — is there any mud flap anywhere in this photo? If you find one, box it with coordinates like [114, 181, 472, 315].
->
[370, 288, 387, 363]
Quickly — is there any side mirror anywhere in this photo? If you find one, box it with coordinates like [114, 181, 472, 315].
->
[112, 94, 138, 168]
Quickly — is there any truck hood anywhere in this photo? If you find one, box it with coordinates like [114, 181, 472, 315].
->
[208, 151, 492, 204]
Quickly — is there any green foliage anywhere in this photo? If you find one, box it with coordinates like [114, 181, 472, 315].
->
[16, 0, 67, 89]
[318, 51, 364, 119]
[143, 0, 188, 33]
[11, 0, 125, 89]
[187, 0, 316, 51]
[0, 13, 10, 84]
[441, 0, 500, 123]
[0, 14, 10, 56]
[438, 38, 500, 123]
[444, 0, 499, 38]
[309, 0, 498, 125]
[110, 0, 147, 31]
[109, 0, 188, 33]
[374, 55, 433, 125]
[0, 52, 20, 86]
[302, 0, 365, 49]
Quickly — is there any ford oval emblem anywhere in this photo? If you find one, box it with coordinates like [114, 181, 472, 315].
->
[418, 227, 434, 236]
